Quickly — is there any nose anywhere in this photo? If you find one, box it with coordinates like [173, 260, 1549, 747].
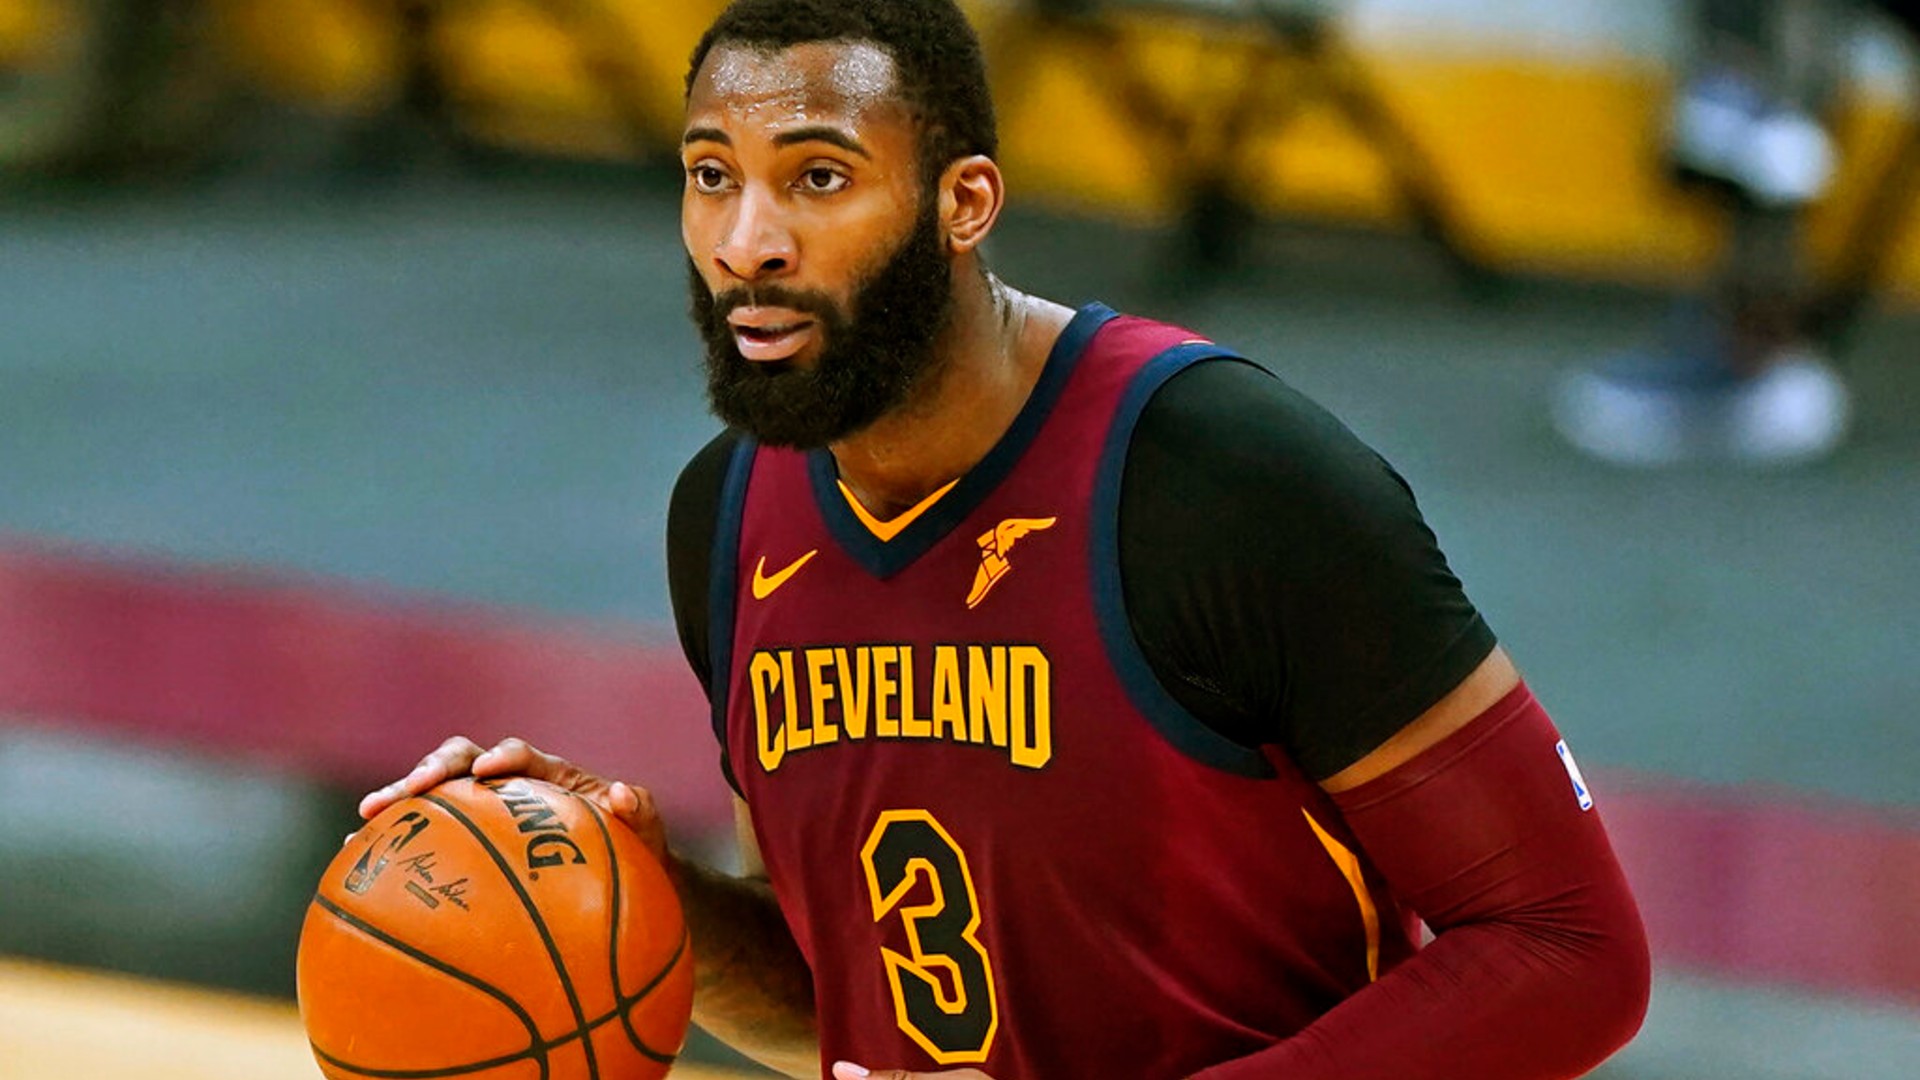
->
[712, 185, 795, 283]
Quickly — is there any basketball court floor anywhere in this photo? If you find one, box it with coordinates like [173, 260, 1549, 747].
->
[1, 171, 1916, 1077]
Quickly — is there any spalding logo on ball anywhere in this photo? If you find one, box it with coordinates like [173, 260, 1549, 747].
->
[298, 776, 694, 1079]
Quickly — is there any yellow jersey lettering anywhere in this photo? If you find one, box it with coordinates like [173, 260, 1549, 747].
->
[780, 649, 810, 753]
[805, 647, 840, 746]
[743, 642, 1052, 773]
[968, 646, 1007, 748]
[751, 651, 786, 773]
[930, 645, 966, 740]
[897, 645, 931, 738]
[874, 646, 902, 738]
[1008, 645, 1052, 769]
[835, 646, 870, 740]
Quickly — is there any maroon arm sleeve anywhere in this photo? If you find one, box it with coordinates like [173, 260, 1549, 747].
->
[1195, 682, 1651, 1080]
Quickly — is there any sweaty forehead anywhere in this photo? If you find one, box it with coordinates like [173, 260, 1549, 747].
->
[688, 41, 907, 129]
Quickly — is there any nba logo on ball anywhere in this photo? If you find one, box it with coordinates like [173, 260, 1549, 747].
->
[1555, 739, 1595, 812]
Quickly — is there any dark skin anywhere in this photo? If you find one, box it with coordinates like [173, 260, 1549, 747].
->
[360, 37, 1519, 1080]
[681, 40, 1075, 516]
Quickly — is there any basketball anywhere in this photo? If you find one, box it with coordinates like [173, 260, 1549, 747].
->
[296, 776, 694, 1080]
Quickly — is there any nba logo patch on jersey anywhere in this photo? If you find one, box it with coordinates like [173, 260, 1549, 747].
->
[1555, 739, 1594, 811]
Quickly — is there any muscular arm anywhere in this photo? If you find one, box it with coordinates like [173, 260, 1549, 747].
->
[1194, 659, 1650, 1080]
[669, 797, 819, 1077]
[1125, 362, 1646, 1075]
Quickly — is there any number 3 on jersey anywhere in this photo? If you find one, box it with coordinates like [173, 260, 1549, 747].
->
[859, 810, 1000, 1064]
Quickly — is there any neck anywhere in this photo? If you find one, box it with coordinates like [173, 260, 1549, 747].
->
[829, 264, 1074, 520]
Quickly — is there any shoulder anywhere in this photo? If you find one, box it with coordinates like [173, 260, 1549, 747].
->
[668, 429, 748, 555]
[1116, 355, 1494, 779]
[667, 429, 746, 572]
[666, 429, 746, 664]
[671, 429, 746, 516]
[1126, 356, 1406, 512]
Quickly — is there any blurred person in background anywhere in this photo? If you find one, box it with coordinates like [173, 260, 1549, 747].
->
[363, 0, 1650, 1077]
[1554, 0, 1855, 466]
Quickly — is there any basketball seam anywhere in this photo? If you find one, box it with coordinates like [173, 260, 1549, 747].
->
[425, 790, 602, 1080]
[306, 918, 654, 1077]
[309, 893, 549, 1079]
[574, 794, 687, 1066]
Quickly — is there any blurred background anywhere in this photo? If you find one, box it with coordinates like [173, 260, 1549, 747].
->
[1, 0, 1917, 1077]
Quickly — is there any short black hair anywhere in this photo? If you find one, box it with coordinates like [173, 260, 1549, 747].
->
[686, 0, 998, 183]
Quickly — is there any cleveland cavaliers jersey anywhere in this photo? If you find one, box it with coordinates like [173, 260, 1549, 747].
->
[706, 304, 1419, 1078]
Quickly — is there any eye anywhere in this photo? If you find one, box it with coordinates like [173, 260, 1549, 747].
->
[687, 163, 733, 194]
[798, 167, 850, 194]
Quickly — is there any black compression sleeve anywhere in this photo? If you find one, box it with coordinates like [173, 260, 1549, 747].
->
[665, 429, 742, 693]
[1118, 359, 1496, 781]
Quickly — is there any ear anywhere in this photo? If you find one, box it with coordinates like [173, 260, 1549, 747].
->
[938, 155, 1005, 255]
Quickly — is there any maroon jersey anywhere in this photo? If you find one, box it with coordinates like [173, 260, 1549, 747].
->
[708, 305, 1418, 1078]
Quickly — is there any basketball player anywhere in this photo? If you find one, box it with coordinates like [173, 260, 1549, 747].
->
[362, 1, 1650, 1076]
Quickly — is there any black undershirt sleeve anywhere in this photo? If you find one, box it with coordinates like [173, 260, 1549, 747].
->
[665, 429, 741, 701]
[664, 360, 1495, 785]
[1118, 358, 1496, 781]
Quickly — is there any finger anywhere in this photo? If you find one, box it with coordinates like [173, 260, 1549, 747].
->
[607, 780, 642, 821]
[357, 735, 484, 820]
[406, 734, 485, 790]
[605, 780, 673, 863]
[471, 736, 558, 780]
[461, 743, 666, 859]
[830, 1064, 872, 1080]
[474, 739, 612, 807]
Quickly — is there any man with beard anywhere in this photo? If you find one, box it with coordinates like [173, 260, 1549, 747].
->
[361, 1, 1650, 1077]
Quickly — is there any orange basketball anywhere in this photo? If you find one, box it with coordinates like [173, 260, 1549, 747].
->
[296, 776, 694, 1080]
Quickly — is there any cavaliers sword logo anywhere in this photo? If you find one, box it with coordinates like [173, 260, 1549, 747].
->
[967, 516, 1057, 608]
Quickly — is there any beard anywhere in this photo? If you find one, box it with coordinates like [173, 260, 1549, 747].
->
[690, 196, 954, 449]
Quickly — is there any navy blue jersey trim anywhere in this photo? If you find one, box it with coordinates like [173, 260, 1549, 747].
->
[708, 436, 757, 798]
[1091, 347, 1278, 778]
[810, 302, 1121, 579]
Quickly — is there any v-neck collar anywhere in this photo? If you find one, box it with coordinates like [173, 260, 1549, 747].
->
[808, 301, 1118, 579]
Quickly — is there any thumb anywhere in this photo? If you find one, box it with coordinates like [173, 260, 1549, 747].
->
[606, 780, 642, 823]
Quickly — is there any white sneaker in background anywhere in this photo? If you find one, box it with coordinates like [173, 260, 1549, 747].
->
[1553, 346, 1850, 467]
[1727, 348, 1851, 462]
[1667, 68, 1834, 208]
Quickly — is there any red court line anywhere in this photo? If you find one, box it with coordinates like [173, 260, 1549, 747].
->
[0, 539, 731, 831]
[0, 539, 1916, 1006]
[1600, 775, 1920, 1007]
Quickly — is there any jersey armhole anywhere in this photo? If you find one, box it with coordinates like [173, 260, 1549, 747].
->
[707, 436, 758, 799]
[1090, 348, 1279, 779]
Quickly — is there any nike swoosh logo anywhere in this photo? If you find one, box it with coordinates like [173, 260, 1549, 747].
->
[751, 549, 818, 600]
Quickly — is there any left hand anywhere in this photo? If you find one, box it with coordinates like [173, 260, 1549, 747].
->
[831, 1063, 996, 1080]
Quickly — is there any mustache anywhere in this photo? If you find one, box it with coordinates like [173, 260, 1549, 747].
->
[703, 283, 838, 324]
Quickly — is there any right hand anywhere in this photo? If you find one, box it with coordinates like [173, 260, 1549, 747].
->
[356, 735, 672, 867]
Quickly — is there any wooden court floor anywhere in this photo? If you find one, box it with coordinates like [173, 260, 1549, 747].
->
[0, 957, 753, 1080]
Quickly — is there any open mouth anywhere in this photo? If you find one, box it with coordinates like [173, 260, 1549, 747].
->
[729, 310, 817, 362]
